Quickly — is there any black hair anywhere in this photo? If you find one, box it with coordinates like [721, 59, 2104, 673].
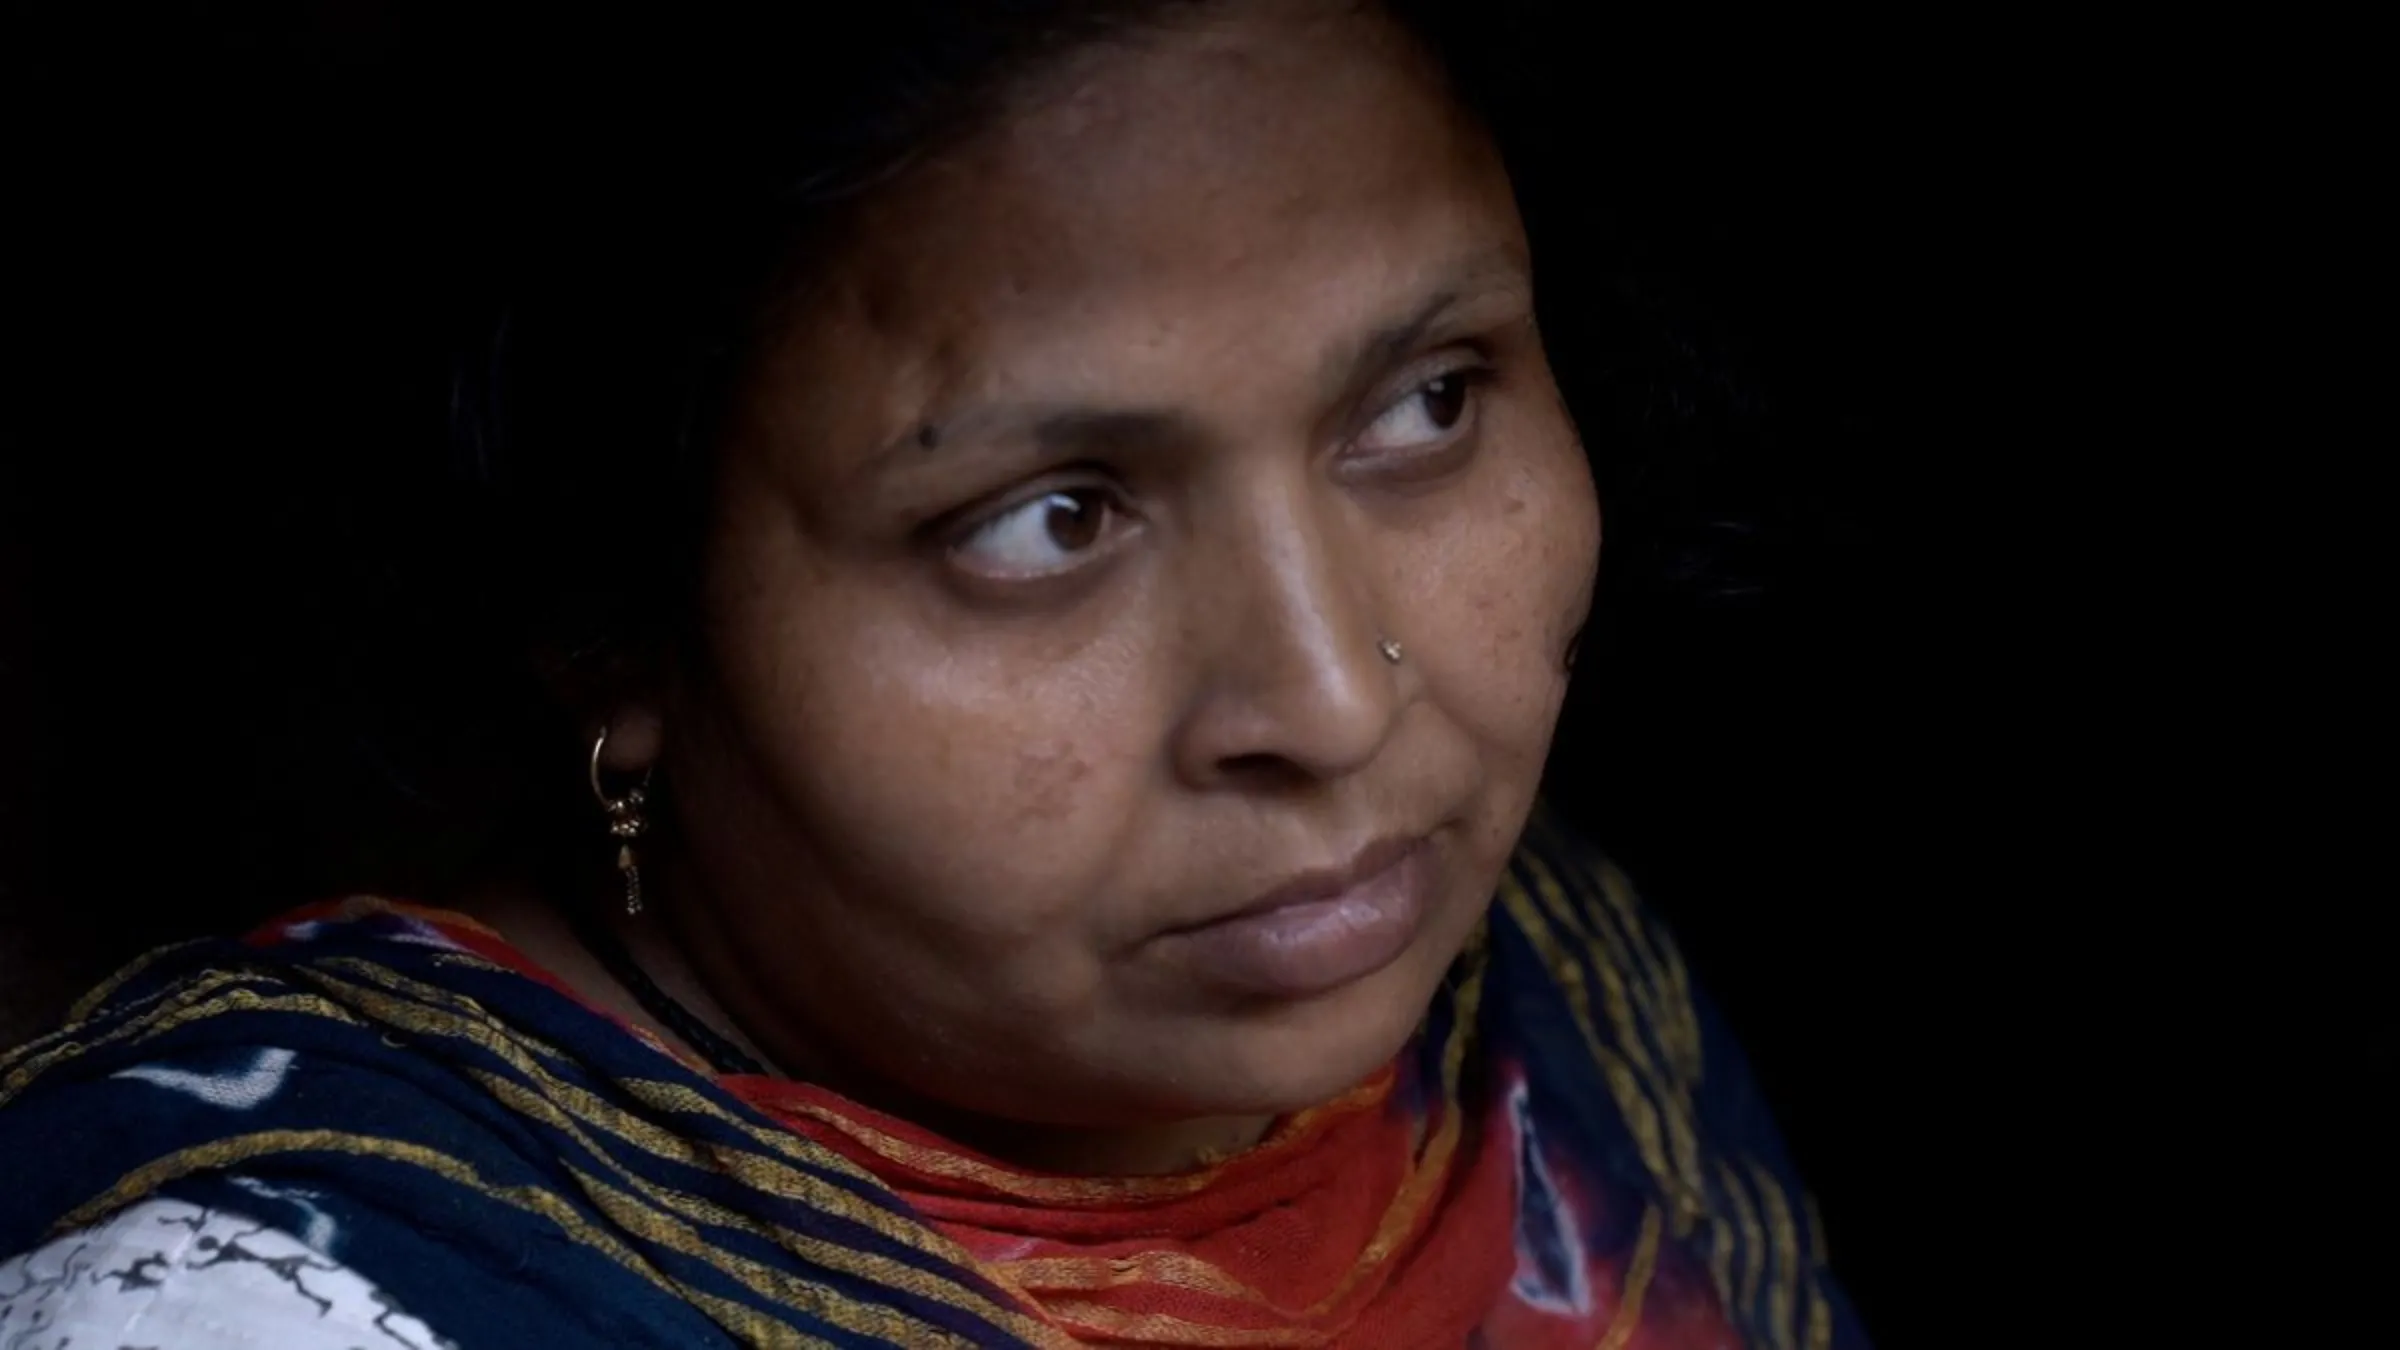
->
[6, 6, 1866, 1294]
[448, 3, 1250, 715]
[11, 0, 1783, 970]
[396, 0, 1601, 897]
[451, 0, 1552, 704]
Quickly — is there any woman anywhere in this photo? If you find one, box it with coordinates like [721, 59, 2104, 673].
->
[0, 2, 1865, 1345]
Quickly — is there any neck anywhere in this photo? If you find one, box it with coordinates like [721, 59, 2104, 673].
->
[457, 872, 1275, 1178]
[655, 878, 1282, 1177]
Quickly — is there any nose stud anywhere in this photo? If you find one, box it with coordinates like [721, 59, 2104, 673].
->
[1377, 637, 1404, 665]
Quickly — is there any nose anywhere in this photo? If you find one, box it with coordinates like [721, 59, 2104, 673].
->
[1168, 480, 1404, 791]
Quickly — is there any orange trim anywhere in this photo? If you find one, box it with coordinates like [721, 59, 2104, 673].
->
[728, 1071, 1394, 1209]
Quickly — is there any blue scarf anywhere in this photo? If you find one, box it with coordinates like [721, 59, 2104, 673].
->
[0, 810, 1865, 1347]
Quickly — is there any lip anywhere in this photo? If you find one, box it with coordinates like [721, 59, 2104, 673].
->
[1157, 833, 1438, 999]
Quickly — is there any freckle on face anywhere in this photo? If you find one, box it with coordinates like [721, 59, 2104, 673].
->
[659, 1, 1600, 1135]
[1012, 741, 1092, 825]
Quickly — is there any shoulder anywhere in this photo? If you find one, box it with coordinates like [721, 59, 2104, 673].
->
[1495, 806, 1706, 1080]
[0, 1196, 451, 1349]
[0, 921, 567, 1299]
[1492, 804, 1875, 1349]
[0, 909, 763, 1349]
[1502, 806, 1805, 1157]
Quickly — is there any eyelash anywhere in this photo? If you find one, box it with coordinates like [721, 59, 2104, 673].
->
[936, 356, 1499, 586]
[941, 469, 1137, 585]
[1346, 357, 1496, 470]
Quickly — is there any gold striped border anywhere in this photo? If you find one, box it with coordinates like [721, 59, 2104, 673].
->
[37, 963, 1057, 1350]
[1497, 875, 1684, 1213]
[307, 956, 590, 1071]
[0, 939, 215, 1077]
[2, 978, 364, 1106]
[3, 963, 255, 1090]
[1586, 855, 1704, 1086]
[1523, 814, 1706, 1088]
[1745, 1155, 1802, 1350]
[998, 1250, 1277, 1303]
[1595, 1202, 1663, 1350]
[468, 1068, 1060, 1347]
[766, 1072, 1388, 1209]
[1520, 816, 1678, 1042]
[1708, 1192, 1738, 1318]
[986, 948, 1488, 1328]
[1714, 1155, 1768, 1323]
[1802, 1189, 1837, 1349]
[1037, 1297, 1329, 1347]
[277, 962, 1049, 1338]
[545, 1150, 1010, 1348]
[1515, 850, 1710, 1230]
[64, 940, 210, 1023]
[310, 951, 722, 1098]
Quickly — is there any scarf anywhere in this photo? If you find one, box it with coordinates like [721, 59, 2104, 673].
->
[0, 812, 1865, 1348]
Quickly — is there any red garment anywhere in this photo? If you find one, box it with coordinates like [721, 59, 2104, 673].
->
[730, 1067, 1519, 1349]
[261, 898, 1765, 1348]
[371, 902, 1521, 1344]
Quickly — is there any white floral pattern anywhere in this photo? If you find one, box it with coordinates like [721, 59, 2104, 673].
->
[0, 1197, 453, 1349]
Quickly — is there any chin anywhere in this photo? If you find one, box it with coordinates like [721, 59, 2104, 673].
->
[1161, 941, 1458, 1118]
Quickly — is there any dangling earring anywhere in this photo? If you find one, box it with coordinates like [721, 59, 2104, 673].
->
[589, 728, 655, 917]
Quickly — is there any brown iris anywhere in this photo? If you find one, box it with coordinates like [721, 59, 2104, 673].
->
[1419, 374, 1469, 430]
[1040, 490, 1108, 552]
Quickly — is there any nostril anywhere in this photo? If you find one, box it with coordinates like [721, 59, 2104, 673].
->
[1216, 752, 1307, 789]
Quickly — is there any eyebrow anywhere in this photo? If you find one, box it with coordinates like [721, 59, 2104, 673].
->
[1311, 245, 1531, 410]
[875, 245, 1532, 467]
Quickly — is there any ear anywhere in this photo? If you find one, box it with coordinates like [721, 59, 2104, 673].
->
[597, 701, 667, 774]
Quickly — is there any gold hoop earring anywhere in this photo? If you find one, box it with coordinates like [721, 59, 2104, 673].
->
[589, 728, 655, 917]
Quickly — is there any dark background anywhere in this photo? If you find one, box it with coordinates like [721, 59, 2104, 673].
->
[5, 3, 2300, 1341]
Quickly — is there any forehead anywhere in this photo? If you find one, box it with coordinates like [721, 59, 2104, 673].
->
[958, 6, 1501, 282]
[754, 4, 1526, 441]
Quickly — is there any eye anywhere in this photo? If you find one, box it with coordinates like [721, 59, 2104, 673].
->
[951, 486, 1128, 580]
[1356, 368, 1482, 456]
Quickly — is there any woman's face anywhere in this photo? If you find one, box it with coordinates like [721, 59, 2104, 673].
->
[655, 2, 1598, 1132]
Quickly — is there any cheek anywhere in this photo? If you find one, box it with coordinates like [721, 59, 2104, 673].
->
[696, 567, 1154, 953]
[1402, 428, 1597, 750]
